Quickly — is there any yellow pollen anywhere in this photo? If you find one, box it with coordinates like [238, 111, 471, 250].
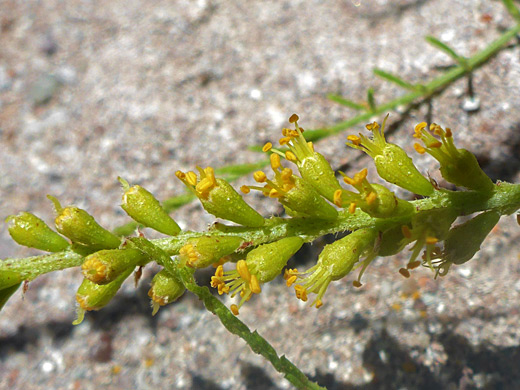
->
[333, 189, 343, 207]
[281, 168, 293, 181]
[196, 178, 214, 193]
[414, 122, 427, 132]
[279, 136, 292, 145]
[315, 299, 323, 309]
[347, 135, 361, 146]
[282, 128, 290, 136]
[240, 185, 250, 194]
[425, 236, 438, 245]
[285, 151, 297, 161]
[250, 274, 261, 294]
[82, 257, 107, 283]
[175, 170, 185, 180]
[286, 275, 297, 287]
[414, 143, 426, 154]
[399, 268, 411, 278]
[230, 304, 239, 315]
[343, 176, 355, 186]
[269, 188, 282, 198]
[352, 280, 362, 288]
[215, 265, 224, 278]
[366, 191, 377, 206]
[270, 153, 281, 170]
[348, 202, 357, 214]
[294, 285, 308, 302]
[253, 171, 267, 183]
[236, 260, 251, 282]
[289, 113, 299, 123]
[401, 225, 412, 239]
[186, 171, 198, 186]
[307, 141, 314, 151]
[262, 142, 273, 152]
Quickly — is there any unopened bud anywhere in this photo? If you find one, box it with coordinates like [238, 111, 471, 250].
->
[148, 269, 185, 315]
[179, 235, 243, 268]
[81, 248, 145, 284]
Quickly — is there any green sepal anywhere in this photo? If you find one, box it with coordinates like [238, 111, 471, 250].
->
[297, 152, 342, 202]
[179, 235, 244, 268]
[439, 149, 494, 192]
[360, 184, 398, 218]
[49, 196, 121, 250]
[148, 269, 186, 315]
[373, 143, 434, 196]
[201, 178, 265, 227]
[81, 248, 145, 284]
[280, 177, 338, 220]
[74, 265, 134, 322]
[318, 228, 377, 281]
[246, 237, 304, 284]
[6, 212, 69, 252]
[0, 283, 21, 312]
[443, 210, 500, 265]
[119, 178, 181, 236]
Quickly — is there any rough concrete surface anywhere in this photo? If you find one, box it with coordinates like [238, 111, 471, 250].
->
[1, 0, 520, 389]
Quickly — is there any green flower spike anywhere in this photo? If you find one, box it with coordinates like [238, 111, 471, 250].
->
[148, 269, 186, 315]
[210, 236, 303, 315]
[286, 228, 377, 308]
[48, 196, 121, 250]
[73, 266, 134, 325]
[6, 212, 69, 252]
[179, 235, 244, 268]
[241, 151, 338, 220]
[81, 248, 145, 285]
[278, 114, 342, 202]
[413, 122, 494, 192]
[347, 116, 434, 196]
[119, 177, 181, 236]
[175, 166, 265, 227]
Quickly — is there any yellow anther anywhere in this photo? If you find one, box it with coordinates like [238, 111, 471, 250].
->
[175, 170, 185, 180]
[352, 280, 362, 288]
[425, 236, 438, 245]
[285, 151, 297, 161]
[414, 143, 426, 154]
[294, 285, 308, 302]
[307, 141, 314, 151]
[262, 142, 273, 152]
[414, 122, 427, 133]
[399, 268, 411, 278]
[240, 185, 250, 194]
[196, 178, 213, 193]
[289, 113, 299, 123]
[279, 136, 292, 145]
[347, 135, 361, 146]
[358, 168, 368, 181]
[428, 141, 442, 149]
[366, 191, 377, 206]
[236, 260, 251, 282]
[348, 202, 357, 214]
[186, 171, 198, 186]
[333, 189, 343, 207]
[215, 265, 224, 278]
[253, 171, 267, 183]
[343, 176, 355, 186]
[269, 188, 282, 198]
[249, 274, 261, 294]
[217, 284, 230, 295]
[281, 168, 293, 181]
[286, 275, 297, 287]
[430, 123, 437, 131]
[445, 127, 452, 137]
[401, 225, 412, 239]
[270, 153, 281, 170]
[82, 257, 107, 283]
[407, 260, 421, 269]
[230, 304, 239, 315]
[412, 291, 421, 300]
[366, 121, 380, 131]
[315, 299, 323, 309]
[283, 268, 298, 280]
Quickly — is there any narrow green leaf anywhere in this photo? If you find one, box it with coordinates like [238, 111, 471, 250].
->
[0, 283, 21, 312]
[373, 68, 416, 90]
[425, 36, 467, 67]
[367, 87, 376, 112]
[215, 159, 270, 181]
[327, 94, 366, 110]
[502, 0, 520, 22]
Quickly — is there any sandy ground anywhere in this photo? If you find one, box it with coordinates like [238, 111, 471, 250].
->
[1, 0, 520, 389]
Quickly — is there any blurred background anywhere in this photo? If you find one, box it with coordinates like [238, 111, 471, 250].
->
[1, 0, 520, 389]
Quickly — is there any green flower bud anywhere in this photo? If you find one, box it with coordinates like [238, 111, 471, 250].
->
[6, 212, 69, 252]
[210, 236, 304, 315]
[148, 269, 185, 315]
[73, 266, 134, 325]
[290, 228, 377, 307]
[0, 283, 21, 311]
[81, 248, 145, 284]
[176, 167, 265, 227]
[413, 123, 493, 192]
[443, 211, 500, 265]
[0, 269, 23, 290]
[179, 235, 244, 268]
[281, 177, 338, 220]
[119, 178, 181, 236]
[347, 117, 434, 196]
[297, 153, 342, 202]
[48, 196, 121, 250]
